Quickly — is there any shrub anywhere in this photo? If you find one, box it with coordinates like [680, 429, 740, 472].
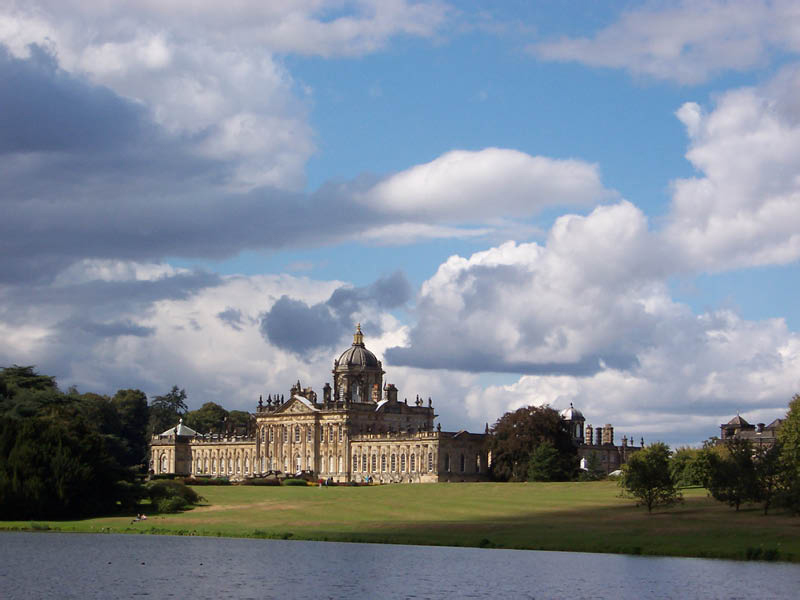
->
[283, 478, 308, 486]
[245, 477, 280, 486]
[156, 495, 188, 513]
[146, 479, 201, 507]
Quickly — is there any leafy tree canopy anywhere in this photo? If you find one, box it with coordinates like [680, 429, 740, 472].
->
[620, 442, 681, 513]
[185, 402, 228, 434]
[148, 385, 188, 437]
[489, 405, 576, 482]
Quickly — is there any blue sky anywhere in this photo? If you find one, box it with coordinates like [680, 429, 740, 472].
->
[3, 1, 800, 446]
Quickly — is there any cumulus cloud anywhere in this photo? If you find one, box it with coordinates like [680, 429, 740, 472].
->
[362, 148, 613, 221]
[664, 65, 800, 271]
[464, 308, 800, 447]
[0, 46, 612, 284]
[388, 201, 669, 374]
[385, 199, 800, 444]
[531, 0, 800, 84]
[1, 1, 448, 188]
[260, 271, 412, 354]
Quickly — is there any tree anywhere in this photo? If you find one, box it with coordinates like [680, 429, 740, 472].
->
[0, 370, 142, 519]
[527, 441, 573, 481]
[619, 442, 681, 513]
[185, 402, 228, 434]
[148, 386, 188, 437]
[669, 447, 706, 488]
[112, 389, 150, 470]
[489, 405, 577, 482]
[755, 442, 783, 515]
[705, 438, 759, 511]
[777, 394, 800, 513]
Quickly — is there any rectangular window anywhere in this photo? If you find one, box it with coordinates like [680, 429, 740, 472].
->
[428, 453, 433, 472]
[307, 427, 312, 442]
[294, 426, 300, 443]
[283, 426, 288, 443]
[338, 425, 343, 442]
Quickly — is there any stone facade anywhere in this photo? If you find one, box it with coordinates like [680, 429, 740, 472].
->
[150, 326, 489, 483]
[559, 404, 642, 474]
[718, 414, 783, 449]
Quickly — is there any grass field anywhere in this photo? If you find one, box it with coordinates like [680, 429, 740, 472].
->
[2, 481, 799, 562]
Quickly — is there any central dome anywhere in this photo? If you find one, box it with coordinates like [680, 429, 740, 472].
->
[337, 324, 379, 368]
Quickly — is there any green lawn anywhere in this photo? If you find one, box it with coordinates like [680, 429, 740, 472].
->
[3, 481, 799, 562]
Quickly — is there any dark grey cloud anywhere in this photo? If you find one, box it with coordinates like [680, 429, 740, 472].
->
[217, 307, 244, 331]
[260, 271, 412, 354]
[386, 345, 636, 376]
[0, 44, 147, 153]
[60, 318, 155, 339]
[0, 44, 391, 285]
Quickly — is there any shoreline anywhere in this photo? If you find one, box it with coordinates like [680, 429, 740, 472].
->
[2, 481, 798, 563]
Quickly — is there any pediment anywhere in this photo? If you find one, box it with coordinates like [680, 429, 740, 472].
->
[274, 396, 318, 414]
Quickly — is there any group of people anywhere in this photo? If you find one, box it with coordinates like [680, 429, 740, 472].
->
[130, 513, 148, 523]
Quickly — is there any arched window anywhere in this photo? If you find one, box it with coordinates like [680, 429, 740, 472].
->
[362, 454, 367, 472]
[381, 455, 386, 472]
[236, 456, 241, 473]
[372, 454, 377, 472]
[390, 454, 396, 472]
[295, 426, 300, 443]
[244, 456, 250, 474]
[460, 453, 465, 473]
[444, 453, 450, 472]
[295, 455, 302, 473]
[353, 453, 359, 471]
[195, 459, 201, 473]
[476, 454, 481, 472]
[306, 455, 311, 470]
[261, 457, 266, 472]
[400, 454, 406, 472]
[410, 454, 416, 472]
[219, 457, 224, 474]
[338, 455, 343, 472]
[284, 458, 288, 473]
[204, 457, 209, 473]
[329, 455, 334, 472]
[211, 457, 216, 474]
[160, 454, 167, 473]
[269, 427, 274, 442]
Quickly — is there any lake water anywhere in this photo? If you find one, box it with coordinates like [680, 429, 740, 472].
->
[1, 532, 798, 599]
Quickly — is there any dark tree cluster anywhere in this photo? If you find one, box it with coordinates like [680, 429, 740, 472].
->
[489, 405, 578, 482]
[670, 394, 800, 515]
[0, 366, 149, 519]
[0, 366, 208, 520]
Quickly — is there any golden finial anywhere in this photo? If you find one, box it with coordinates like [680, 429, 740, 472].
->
[353, 323, 364, 345]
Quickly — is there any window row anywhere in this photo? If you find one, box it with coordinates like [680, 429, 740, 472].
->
[259, 424, 345, 444]
[350, 452, 435, 473]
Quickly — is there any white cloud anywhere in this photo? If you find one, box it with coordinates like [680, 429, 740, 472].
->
[363, 148, 614, 221]
[389, 201, 668, 371]
[384, 198, 800, 445]
[0, 1, 446, 190]
[664, 65, 800, 271]
[531, 0, 800, 84]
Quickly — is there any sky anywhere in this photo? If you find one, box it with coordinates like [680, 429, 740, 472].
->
[2, 0, 800, 447]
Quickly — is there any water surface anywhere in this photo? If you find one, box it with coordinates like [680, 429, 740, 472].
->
[1, 532, 798, 599]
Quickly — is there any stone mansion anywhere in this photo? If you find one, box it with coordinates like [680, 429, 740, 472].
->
[151, 326, 489, 483]
[151, 325, 641, 482]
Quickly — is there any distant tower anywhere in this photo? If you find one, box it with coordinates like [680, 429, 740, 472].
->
[332, 324, 385, 403]
[559, 403, 586, 445]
